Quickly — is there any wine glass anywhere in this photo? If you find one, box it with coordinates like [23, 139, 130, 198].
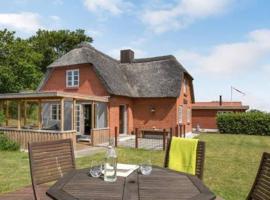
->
[89, 161, 103, 178]
[140, 159, 152, 175]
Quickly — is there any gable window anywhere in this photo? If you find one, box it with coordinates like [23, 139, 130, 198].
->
[66, 69, 79, 87]
[178, 106, 183, 124]
[51, 104, 61, 120]
[187, 108, 191, 124]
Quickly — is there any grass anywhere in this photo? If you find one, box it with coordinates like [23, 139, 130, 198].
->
[0, 133, 270, 200]
[199, 133, 270, 200]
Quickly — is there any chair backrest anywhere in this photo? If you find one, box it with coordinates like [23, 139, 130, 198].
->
[247, 152, 270, 200]
[28, 139, 76, 200]
[164, 138, 205, 180]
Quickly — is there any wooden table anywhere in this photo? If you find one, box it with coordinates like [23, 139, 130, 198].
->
[47, 167, 216, 200]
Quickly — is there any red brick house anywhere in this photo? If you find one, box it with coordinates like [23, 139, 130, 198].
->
[0, 43, 194, 145]
[192, 99, 249, 131]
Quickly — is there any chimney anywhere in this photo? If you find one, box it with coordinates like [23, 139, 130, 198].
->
[120, 49, 134, 63]
[219, 95, 223, 106]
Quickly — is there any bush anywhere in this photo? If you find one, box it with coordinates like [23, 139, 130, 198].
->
[0, 111, 4, 125]
[217, 112, 270, 135]
[0, 133, 20, 151]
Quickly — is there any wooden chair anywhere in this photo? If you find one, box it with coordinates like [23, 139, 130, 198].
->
[28, 139, 76, 200]
[164, 138, 205, 180]
[247, 152, 270, 200]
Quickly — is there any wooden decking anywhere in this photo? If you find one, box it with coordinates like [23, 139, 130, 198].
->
[0, 185, 49, 200]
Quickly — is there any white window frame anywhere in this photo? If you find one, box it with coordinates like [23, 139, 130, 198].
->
[66, 69, 79, 88]
[187, 108, 191, 124]
[178, 105, 183, 124]
[51, 104, 61, 121]
[76, 104, 81, 133]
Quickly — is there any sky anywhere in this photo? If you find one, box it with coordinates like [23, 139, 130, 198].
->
[0, 0, 270, 111]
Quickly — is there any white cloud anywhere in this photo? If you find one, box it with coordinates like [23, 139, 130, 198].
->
[0, 12, 43, 33]
[176, 29, 270, 75]
[83, 0, 132, 15]
[242, 95, 270, 112]
[87, 29, 103, 37]
[142, 0, 232, 33]
[50, 15, 61, 22]
[108, 47, 147, 59]
[52, 0, 63, 5]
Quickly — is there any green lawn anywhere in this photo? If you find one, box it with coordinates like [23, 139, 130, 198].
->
[1, 134, 270, 200]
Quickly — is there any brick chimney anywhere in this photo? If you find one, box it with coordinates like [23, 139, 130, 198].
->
[120, 49, 134, 63]
[219, 95, 223, 106]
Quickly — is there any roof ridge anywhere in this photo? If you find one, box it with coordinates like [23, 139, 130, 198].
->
[80, 43, 119, 63]
[133, 55, 175, 63]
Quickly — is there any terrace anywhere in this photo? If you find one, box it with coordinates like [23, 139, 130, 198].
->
[0, 91, 110, 149]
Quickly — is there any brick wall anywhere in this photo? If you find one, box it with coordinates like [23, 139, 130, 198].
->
[192, 109, 246, 129]
[176, 75, 193, 133]
[40, 63, 194, 135]
[109, 96, 134, 135]
[40, 64, 108, 96]
[133, 98, 177, 130]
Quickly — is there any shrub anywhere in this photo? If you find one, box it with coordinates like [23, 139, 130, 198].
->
[0, 111, 4, 125]
[217, 112, 270, 135]
[0, 133, 20, 151]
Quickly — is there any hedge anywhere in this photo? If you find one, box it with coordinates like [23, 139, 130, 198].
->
[0, 133, 20, 151]
[217, 112, 270, 135]
[0, 111, 4, 126]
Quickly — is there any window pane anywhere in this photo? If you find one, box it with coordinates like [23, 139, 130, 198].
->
[74, 70, 78, 76]
[74, 80, 79, 86]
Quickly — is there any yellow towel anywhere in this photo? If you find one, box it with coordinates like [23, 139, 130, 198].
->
[168, 137, 198, 175]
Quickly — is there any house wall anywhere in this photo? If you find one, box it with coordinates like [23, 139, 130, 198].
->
[39, 63, 194, 136]
[133, 98, 177, 131]
[40, 64, 109, 96]
[176, 75, 194, 134]
[109, 96, 134, 135]
[192, 109, 246, 129]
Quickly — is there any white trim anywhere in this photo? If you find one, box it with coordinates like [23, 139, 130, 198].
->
[187, 108, 191, 123]
[50, 104, 61, 121]
[66, 69, 80, 88]
[178, 105, 183, 124]
[75, 104, 81, 133]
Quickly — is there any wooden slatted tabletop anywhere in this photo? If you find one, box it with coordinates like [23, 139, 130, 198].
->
[47, 167, 216, 200]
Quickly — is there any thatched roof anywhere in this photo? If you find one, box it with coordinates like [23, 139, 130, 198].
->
[44, 43, 193, 98]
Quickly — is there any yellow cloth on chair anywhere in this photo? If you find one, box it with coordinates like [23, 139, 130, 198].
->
[168, 137, 199, 175]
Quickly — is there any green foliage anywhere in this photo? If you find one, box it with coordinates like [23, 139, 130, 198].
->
[217, 112, 270, 135]
[0, 29, 43, 93]
[28, 29, 93, 72]
[0, 28, 93, 93]
[0, 111, 4, 125]
[0, 133, 20, 151]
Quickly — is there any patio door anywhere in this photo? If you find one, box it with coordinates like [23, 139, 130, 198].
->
[119, 105, 127, 134]
[83, 104, 92, 135]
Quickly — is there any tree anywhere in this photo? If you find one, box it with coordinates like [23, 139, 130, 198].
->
[0, 28, 92, 93]
[0, 29, 43, 93]
[28, 29, 93, 72]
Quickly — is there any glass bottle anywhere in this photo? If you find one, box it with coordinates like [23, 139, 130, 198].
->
[104, 140, 117, 182]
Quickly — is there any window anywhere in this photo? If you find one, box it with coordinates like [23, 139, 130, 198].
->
[66, 69, 79, 87]
[51, 104, 61, 120]
[178, 106, 183, 124]
[187, 108, 191, 124]
[96, 103, 108, 128]
[76, 105, 81, 133]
